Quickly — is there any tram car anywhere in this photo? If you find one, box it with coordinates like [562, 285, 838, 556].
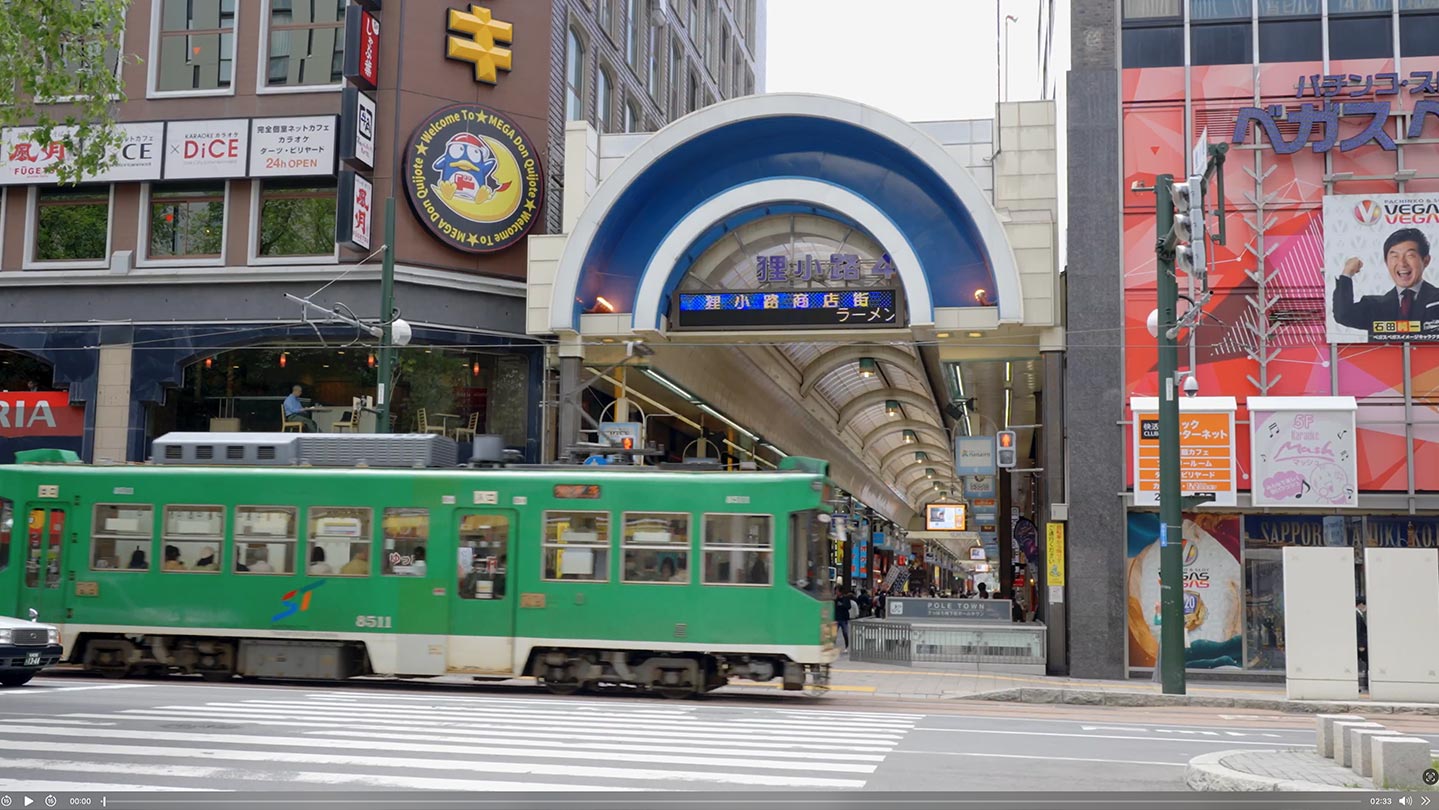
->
[0, 433, 839, 697]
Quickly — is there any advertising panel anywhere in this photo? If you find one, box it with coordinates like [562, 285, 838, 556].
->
[925, 504, 967, 531]
[336, 171, 373, 251]
[0, 393, 85, 463]
[0, 123, 164, 185]
[1130, 397, 1238, 507]
[1324, 193, 1439, 343]
[339, 87, 377, 170]
[954, 436, 996, 476]
[343, 6, 380, 91]
[248, 116, 337, 178]
[163, 119, 249, 179]
[1127, 513, 1243, 670]
[1249, 397, 1358, 508]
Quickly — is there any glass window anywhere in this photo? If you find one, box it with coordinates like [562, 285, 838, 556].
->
[1330, 0, 1394, 60]
[597, 68, 612, 132]
[1260, 18, 1322, 60]
[702, 513, 771, 586]
[458, 513, 509, 599]
[91, 505, 154, 572]
[566, 29, 585, 121]
[149, 183, 224, 259]
[647, 3, 661, 96]
[1330, 0, 1392, 11]
[543, 510, 610, 581]
[1121, 25, 1184, 68]
[0, 498, 10, 573]
[382, 508, 429, 576]
[1399, 10, 1439, 55]
[789, 510, 833, 600]
[1259, 0, 1321, 13]
[1122, 0, 1182, 17]
[688, 70, 699, 113]
[623, 512, 690, 583]
[671, 39, 685, 117]
[234, 506, 297, 574]
[257, 180, 336, 257]
[1244, 547, 1285, 670]
[309, 507, 372, 576]
[35, 186, 108, 262]
[1192, 21, 1253, 65]
[625, 100, 639, 133]
[1192, 0, 1252, 17]
[156, 0, 236, 92]
[626, 0, 639, 65]
[161, 505, 224, 573]
[266, 0, 345, 87]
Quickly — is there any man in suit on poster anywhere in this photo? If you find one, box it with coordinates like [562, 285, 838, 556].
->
[1333, 227, 1439, 332]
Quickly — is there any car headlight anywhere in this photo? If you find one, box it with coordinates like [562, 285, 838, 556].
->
[0, 629, 11, 644]
[47, 628, 60, 645]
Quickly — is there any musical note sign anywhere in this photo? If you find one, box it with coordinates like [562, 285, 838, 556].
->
[1249, 399, 1358, 508]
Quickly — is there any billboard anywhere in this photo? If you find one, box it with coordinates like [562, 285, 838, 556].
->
[1249, 397, 1358, 508]
[1325, 193, 1439, 343]
[0, 392, 85, 463]
[1126, 513, 1242, 670]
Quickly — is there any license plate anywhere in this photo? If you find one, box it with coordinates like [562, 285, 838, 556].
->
[23, 652, 40, 666]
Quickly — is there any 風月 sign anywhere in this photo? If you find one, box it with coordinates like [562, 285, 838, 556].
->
[1249, 397, 1358, 508]
[336, 171, 372, 251]
[0, 123, 164, 185]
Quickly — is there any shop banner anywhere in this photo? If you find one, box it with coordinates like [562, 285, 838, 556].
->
[339, 87, 377, 170]
[336, 171, 373, 251]
[1324, 193, 1439, 343]
[164, 119, 249, 180]
[0, 392, 84, 464]
[0, 123, 164, 186]
[1249, 396, 1358, 508]
[1127, 513, 1243, 670]
[1130, 397, 1238, 507]
[954, 437, 995, 475]
[249, 116, 337, 178]
[1246, 515, 1439, 549]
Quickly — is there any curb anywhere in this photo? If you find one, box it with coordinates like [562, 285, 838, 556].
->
[1185, 750, 1370, 792]
[962, 687, 1439, 714]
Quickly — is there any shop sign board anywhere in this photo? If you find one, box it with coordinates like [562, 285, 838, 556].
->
[343, 6, 380, 91]
[885, 597, 1011, 623]
[0, 393, 85, 463]
[339, 87, 377, 170]
[1130, 397, 1237, 507]
[673, 288, 901, 330]
[954, 437, 995, 476]
[1249, 397, 1358, 508]
[1323, 193, 1439, 344]
[249, 116, 337, 178]
[163, 119, 249, 180]
[336, 171, 373, 251]
[1232, 70, 1439, 155]
[1245, 515, 1439, 550]
[0, 123, 164, 185]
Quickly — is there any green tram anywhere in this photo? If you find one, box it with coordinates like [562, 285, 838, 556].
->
[0, 434, 839, 697]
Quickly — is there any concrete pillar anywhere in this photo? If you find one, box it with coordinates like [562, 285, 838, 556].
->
[92, 343, 133, 463]
[557, 354, 582, 462]
[1041, 344, 1068, 674]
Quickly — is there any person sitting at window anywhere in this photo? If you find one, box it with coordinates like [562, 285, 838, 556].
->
[247, 547, 274, 573]
[409, 546, 427, 577]
[340, 546, 369, 576]
[195, 547, 218, 571]
[309, 545, 333, 575]
[283, 385, 319, 432]
[127, 548, 148, 570]
[163, 544, 186, 571]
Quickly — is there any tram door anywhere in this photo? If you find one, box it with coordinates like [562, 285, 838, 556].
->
[447, 509, 516, 675]
[18, 505, 68, 624]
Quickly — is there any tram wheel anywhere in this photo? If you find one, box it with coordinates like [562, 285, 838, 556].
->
[199, 670, 234, 683]
[541, 679, 581, 696]
[653, 685, 694, 700]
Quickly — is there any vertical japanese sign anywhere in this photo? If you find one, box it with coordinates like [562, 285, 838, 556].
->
[339, 87, 376, 170]
[336, 171, 373, 250]
[1045, 522, 1065, 604]
[1249, 397, 1358, 508]
[343, 5, 380, 91]
[1130, 397, 1238, 508]
[339, 0, 381, 253]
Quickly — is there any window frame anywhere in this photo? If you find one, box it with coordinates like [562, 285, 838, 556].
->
[308, 506, 374, 577]
[90, 504, 156, 573]
[160, 504, 226, 574]
[380, 507, 430, 577]
[541, 509, 611, 582]
[700, 511, 773, 587]
[566, 26, 587, 122]
[248, 179, 340, 266]
[233, 504, 299, 576]
[621, 511, 691, 585]
[597, 64, 614, 132]
[1328, 1, 1396, 61]
[0, 497, 10, 574]
[1399, 9, 1439, 56]
[147, 0, 239, 99]
[257, 0, 347, 95]
[140, 181, 229, 266]
[25, 184, 114, 270]
[457, 512, 510, 600]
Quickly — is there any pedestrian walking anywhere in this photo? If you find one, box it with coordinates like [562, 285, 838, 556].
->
[873, 589, 886, 619]
[856, 588, 872, 619]
[1356, 598, 1369, 691]
[834, 588, 856, 648]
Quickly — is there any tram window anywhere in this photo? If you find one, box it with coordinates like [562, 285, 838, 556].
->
[788, 510, 833, 600]
[542, 510, 610, 581]
[161, 505, 224, 573]
[308, 507, 372, 576]
[382, 508, 429, 576]
[702, 513, 772, 586]
[622, 512, 690, 584]
[0, 497, 12, 574]
[234, 506, 297, 574]
[458, 513, 509, 599]
[91, 504, 154, 572]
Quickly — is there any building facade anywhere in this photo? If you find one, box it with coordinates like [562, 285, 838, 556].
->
[0, 0, 764, 465]
[1069, 0, 1439, 679]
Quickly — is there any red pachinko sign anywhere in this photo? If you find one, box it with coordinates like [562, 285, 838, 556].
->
[0, 393, 83, 439]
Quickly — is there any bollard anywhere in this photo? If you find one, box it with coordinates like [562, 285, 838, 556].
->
[1348, 727, 1393, 776]
[1373, 736, 1433, 790]
[1335, 721, 1385, 767]
[1316, 714, 1366, 758]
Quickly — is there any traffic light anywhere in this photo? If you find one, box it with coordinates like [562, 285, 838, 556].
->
[996, 430, 1017, 469]
[1169, 176, 1206, 279]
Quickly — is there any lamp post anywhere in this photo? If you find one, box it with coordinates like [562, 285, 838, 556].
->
[375, 197, 397, 433]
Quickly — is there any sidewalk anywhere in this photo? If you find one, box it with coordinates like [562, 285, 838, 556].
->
[726, 657, 1439, 715]
[1186, 750, 1378, 791]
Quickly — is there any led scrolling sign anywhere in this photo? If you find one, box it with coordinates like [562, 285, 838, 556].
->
[1233, 70, 1439, 154]
[671, 252, 904, 330]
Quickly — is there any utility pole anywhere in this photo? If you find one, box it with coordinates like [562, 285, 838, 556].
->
[375, 197, 397, 433]
[1144, 142, 1228, 695]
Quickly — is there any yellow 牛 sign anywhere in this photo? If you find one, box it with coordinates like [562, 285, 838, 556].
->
[1046, 522, 1065, 587]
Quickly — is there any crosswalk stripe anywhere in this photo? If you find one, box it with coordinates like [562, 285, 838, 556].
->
[0, 722, 874, 774]
[187, 700, 914, 738]
[0, 683, 150, 695]
[0, 739, 868, 789]
[0, 779, 221, 792]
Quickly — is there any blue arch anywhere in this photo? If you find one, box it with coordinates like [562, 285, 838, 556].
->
[570, 114, 999, 325]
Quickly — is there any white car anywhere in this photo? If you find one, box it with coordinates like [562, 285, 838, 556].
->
[0, 610, 63, 686]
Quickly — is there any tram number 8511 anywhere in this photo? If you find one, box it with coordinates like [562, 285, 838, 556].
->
[356, 615, 394, 629]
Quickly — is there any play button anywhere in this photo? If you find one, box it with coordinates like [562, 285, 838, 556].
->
[23, 798, 32, 807]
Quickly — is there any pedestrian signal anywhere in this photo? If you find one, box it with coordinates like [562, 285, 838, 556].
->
[996, 430, 1018, 469]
